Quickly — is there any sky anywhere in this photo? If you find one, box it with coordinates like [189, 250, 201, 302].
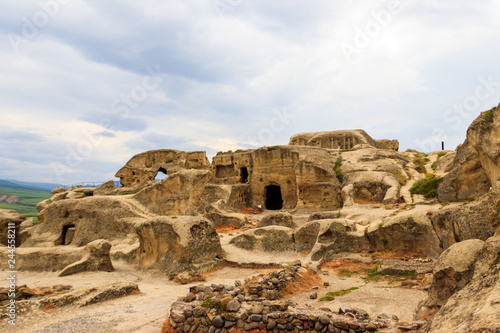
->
[1, 0, 500, 185]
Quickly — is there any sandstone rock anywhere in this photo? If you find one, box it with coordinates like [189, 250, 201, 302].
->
[229, 226, 295, 252]
[467, 104, 500, 185]
[375, 139, 399, 151]
[134, 216, 221, 274]
[0, 247, 83, 271]
[258, 212, 295, 228]
[367, 212, 443, 258]
[429, 196, 495, 249]
[51, 187, 67, 196]
[58, 239, 114, 277]
[288, 129, 377, 149]
[24, 196, 141, 247]
[432, 151, 455, 174]
[424, 239, 485, 308]
[308, 219, 370, 260]
[424, 237, 500, 333]
[438, 140, 491, 202]
[115, 149, 210, 188]
[39, 282, 139, 308]
[0, 209, 26, 246]
[211, 145, 343, 210]
[133, 169, 211, 216]
[93, 180, 118, 196]
[204, 212, 247, 228]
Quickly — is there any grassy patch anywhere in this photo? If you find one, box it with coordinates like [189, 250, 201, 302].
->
[319, 287, 360, 301]
[410, 174, 443, 198]
[365, 262, 382, 282]
[389, 171, 407, 186]
[339, 269, 354, 278]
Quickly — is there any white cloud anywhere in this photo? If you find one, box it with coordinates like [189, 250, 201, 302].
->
[1, 0, 500, 183]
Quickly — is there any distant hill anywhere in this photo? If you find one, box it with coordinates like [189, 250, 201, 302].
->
[0, 183, 51, 219]
[3, 179, 63, 192]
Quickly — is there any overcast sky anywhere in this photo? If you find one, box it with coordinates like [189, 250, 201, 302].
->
[1, 0, 500, 185]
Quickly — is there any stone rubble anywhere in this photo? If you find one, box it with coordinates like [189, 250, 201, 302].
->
[166, 262, 428, 332]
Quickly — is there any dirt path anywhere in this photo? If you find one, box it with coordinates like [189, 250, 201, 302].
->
[1, 259, 428, 333]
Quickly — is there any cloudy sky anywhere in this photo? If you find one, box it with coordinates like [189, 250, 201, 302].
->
[1, 0, 500, 185]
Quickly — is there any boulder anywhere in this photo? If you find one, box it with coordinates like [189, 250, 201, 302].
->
[294, 219, 369, 259]
[423, 239, 485, 308]
[367, 212, 443, 258]
[58, 239, 114, 277]
[258, 212, 295, 228]
[429, 196, 495, 249]
[205, 212, 247, 228]
[134, 216, 222, 273]
[229, 227, 295, 252]
[0, 209, 26, 246]
[342, 172, 401, 205]
[423, 237, 500, 333]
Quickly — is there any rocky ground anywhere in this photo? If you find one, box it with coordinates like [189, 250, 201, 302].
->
[0, 249, 432, 333]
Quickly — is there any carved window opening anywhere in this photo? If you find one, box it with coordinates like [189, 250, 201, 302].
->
[155, 167, 168, 181]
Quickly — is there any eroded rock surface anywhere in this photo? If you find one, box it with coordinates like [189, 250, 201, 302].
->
[134, 216, 221, 274]
[59, 239, 114, 277]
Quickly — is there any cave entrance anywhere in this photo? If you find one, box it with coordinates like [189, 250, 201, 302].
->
[155, 167, 168, 181]
[60, 224, 75, 245]
[240, 167, 249, 183]
[265, 185, 283, 210]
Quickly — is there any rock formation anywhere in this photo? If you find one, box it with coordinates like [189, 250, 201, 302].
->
[58, 239, 114, 277]
[115, 149, 210, 188]
[4, 108, 500, 333]
[0, 209, 26, 246]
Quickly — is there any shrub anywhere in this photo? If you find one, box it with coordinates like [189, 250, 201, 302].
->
[335, 155, 343, 183]
[410, 174, 443, 198]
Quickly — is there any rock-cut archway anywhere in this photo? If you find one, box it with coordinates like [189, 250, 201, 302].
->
[265, 185, 283, 210]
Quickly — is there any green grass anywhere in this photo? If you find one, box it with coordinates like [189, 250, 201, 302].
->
[410, 174, 443, 198]
[484, 109, 494, 119]
[0, 185, 50, 218]
[339, 269, 355, 278]
[319, 287, 359, 301]
[365, 262, 382, 282]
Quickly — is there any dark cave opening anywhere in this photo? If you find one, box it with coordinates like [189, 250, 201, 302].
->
[265, 185, 283, 210]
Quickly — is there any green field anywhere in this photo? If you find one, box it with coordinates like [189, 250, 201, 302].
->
[0, 185, 51, 219]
